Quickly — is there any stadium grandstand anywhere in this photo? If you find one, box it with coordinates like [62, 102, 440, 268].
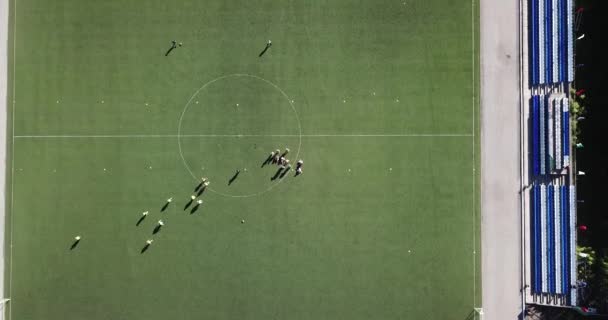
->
[524, 0, 578, 308]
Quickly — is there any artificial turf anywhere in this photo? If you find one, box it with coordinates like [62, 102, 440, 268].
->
[7, 0, 480, 319]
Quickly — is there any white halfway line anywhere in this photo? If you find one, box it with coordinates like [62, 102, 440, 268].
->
[14, 133, 473, 138]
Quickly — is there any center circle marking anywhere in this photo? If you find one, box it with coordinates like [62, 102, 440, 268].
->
[177, 74, 302, 198]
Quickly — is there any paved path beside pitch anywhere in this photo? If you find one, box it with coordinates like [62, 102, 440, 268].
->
[480, 0, 524, 318]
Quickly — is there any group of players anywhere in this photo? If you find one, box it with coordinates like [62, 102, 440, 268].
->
[269, 148, 303, 175]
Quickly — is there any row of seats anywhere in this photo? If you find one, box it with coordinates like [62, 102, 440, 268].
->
[530, 184, 577, 304]
[529, 0, 574, 85]
[528, 0, 577, 307]
[530, 94, 570, 176]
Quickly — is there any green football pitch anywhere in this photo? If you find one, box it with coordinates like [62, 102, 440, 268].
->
[6, 0, 480, 319]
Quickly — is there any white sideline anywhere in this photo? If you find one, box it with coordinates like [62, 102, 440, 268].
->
[0, 0, 8, 318]
[14, 133, 473, 138]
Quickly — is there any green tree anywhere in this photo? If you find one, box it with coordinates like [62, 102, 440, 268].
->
[569, 88, 587, 144]
[595, 253, 608, 312]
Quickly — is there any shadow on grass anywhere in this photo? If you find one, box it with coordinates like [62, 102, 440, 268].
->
[258, 44, 271, 57]
[153, 225, 162, 234]
[228, 170, 240, 185]
[190, 204, 200, 214]
[70, 240, 80, 250]
[161, 202, 170, 212]
[279, 168, 290, 179]
[184, 199, 193, 210]
[261, 155, 272, 167]
[271, 167, 283, 180]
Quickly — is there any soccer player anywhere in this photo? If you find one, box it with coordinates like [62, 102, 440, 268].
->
[158, 220, 164, 226]
[197, 199, 203, 205]
[146, 239, 154, 245]
[142, 211, 149, 216]
[267, 152, 275, 164]
[165, 41, 178, 56]
[259, 40, 272, 57]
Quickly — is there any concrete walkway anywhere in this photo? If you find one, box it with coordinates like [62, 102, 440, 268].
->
[480, 0, 524, 318]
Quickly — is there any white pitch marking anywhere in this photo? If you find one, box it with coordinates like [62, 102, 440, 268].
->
[14, 133, 473, 138]
[10, 2, 18, 314]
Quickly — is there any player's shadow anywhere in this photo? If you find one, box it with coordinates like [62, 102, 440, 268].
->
[197, 186, 206, 196]
[271, 167, 283, 180]
[261, 155, 272, 167]
[69, 239, 80, 250]
[136, 215, 146, 226]
[184, 199, 194, 210]
[463, 310, 478, 320]
[161, 202, 170, 212]
[165, 47, 175, 56]
[258, 45, 271, 57]
[153, 225, 162, 234]
[190, 204, 201, 214]
[141, 244, 150, 254]
[279, 168, 290, 179]
[228, 171, 240, 185]
[194, 182, 203, 192]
